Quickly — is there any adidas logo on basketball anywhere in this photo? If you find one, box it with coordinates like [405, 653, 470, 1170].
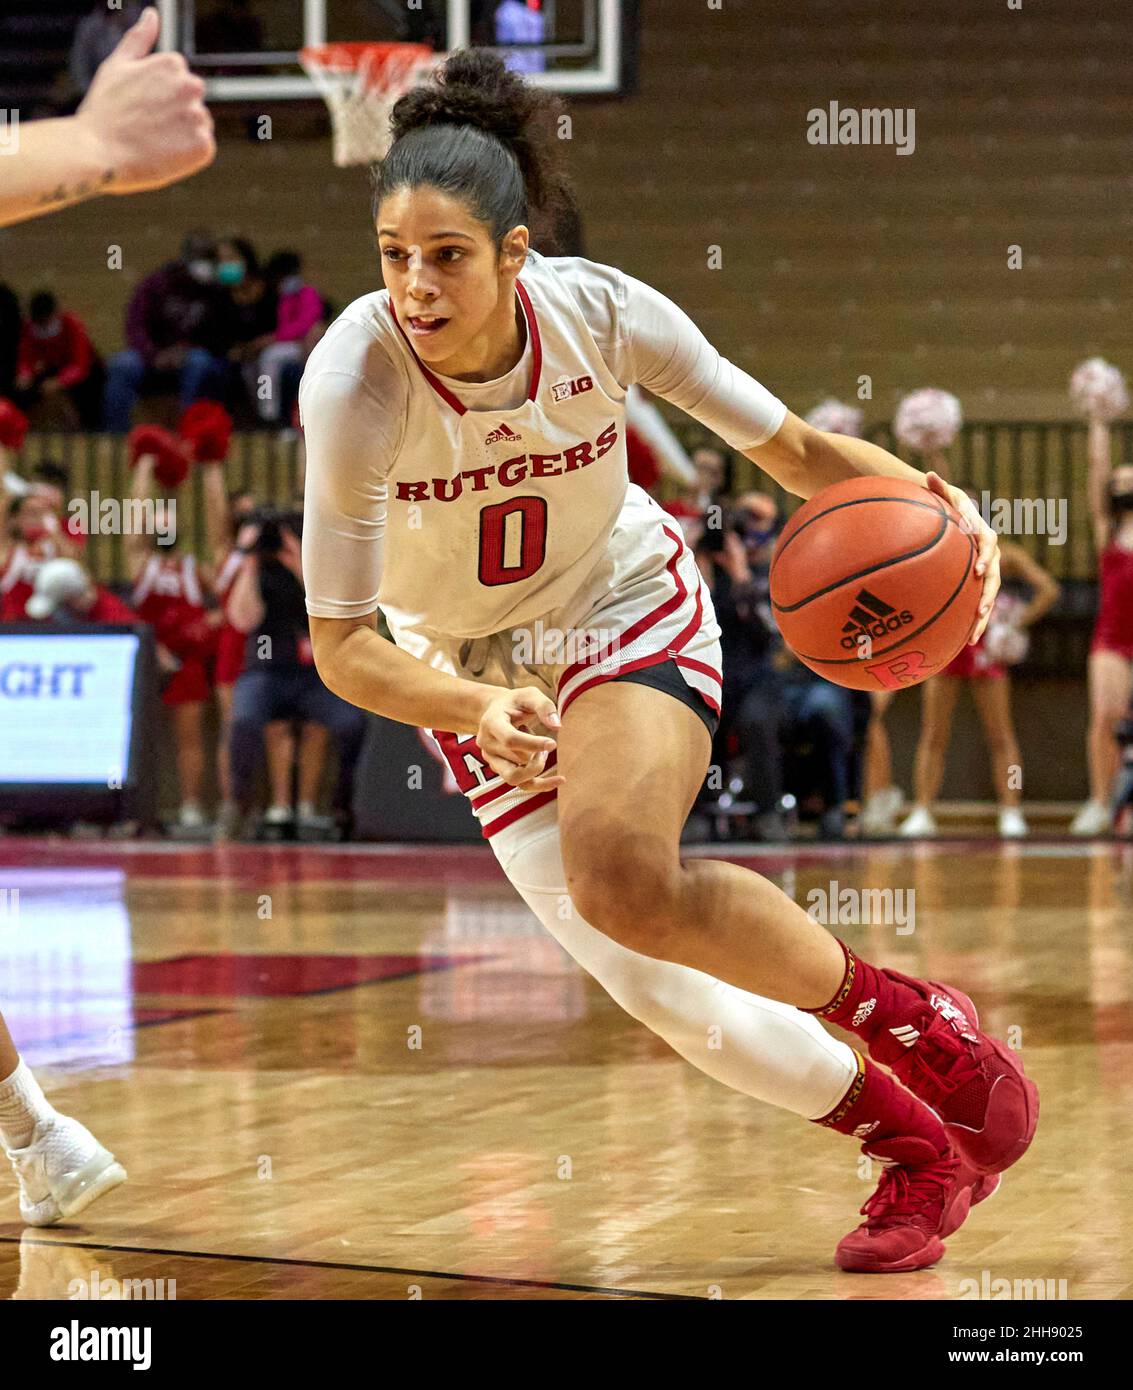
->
[852, 998, 877, 1027]
[485, 423, 522, 446]
[840, 588, 914, 649]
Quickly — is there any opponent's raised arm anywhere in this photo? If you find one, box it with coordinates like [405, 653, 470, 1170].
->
[0, 8, 214, 229]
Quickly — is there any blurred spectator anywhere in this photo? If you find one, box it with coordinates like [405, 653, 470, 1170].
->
[0, 278, 19, 398]
[696, 493, 784, 838]
[495, 0, 547, 74]
[698, 492, 859, 840]
[15, 291, 103, 429]
[69, 2, 143, 95]
[692, 444, 728, 510]
[663, 442, 729, 545]
[196, 0, 265, 54]
[23, 557, 137, 624]
[254, 251, 326, 424]
[225, 506, 365, 836]
[102, 231, 236, 431]
[218, 237, 278, 413]
[1, 470, 87, 621]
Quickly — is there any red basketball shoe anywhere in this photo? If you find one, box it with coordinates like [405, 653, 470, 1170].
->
[835, 1138, 987, 1274]
[867, 971, 1039, 1175]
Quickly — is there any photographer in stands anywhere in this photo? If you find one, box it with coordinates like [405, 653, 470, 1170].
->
[224, 504, 365, 837]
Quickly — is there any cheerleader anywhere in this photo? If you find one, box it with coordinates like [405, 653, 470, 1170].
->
[1069, 361, 1133, 834]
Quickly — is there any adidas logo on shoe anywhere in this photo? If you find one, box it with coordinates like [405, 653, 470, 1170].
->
[852, 998, 877, 1027]
[852, 1121, 880, 1139]
[930, 992, 977, 1038]
[889, 1023, 921, 1048]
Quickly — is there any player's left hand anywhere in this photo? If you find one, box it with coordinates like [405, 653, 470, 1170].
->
[925, 470, 1000, 643]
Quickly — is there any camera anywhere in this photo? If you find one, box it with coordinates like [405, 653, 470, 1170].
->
[245, 506, 303, 555]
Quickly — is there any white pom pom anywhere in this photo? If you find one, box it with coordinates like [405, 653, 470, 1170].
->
[893, 389, 964, 453]
[805, 398, 864, 437]
[1069, 357, 1128, 422]
[982, 592, 1029, 666]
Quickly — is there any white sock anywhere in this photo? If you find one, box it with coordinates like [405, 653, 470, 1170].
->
[497, 821, 857, 1120]
[0, 1059, 56, 1151]
[297, 801, 317, 819]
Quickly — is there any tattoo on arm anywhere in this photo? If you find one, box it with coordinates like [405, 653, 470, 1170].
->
[36, 169, 115, 209]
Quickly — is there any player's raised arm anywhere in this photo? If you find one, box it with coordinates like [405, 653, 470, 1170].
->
[0, 7, 214, 229]
[616, 269, 1001, 635]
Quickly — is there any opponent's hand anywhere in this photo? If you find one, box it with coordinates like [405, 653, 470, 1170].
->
[76, 8, 216, 196]
[925, 470, 1000, 643]
[476, 686, 564, 792]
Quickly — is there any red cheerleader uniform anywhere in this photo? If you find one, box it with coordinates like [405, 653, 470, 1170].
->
[132, 553, 216, 704]
[942, 629, 1006, 680]
[1090, 541, 1133, 662]
[0, 517, 87, 619]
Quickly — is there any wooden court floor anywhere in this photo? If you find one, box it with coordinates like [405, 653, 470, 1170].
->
[0, 837, 1130, 1301]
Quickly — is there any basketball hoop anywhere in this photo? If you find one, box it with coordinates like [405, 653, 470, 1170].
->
[300, 42, 440, 168]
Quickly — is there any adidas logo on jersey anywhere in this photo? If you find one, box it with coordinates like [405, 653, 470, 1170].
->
[485, 423, 522, 446]
[852, 998, 877, 1027]
[551, 373, 594, 403]
[840, 588, 913, 649]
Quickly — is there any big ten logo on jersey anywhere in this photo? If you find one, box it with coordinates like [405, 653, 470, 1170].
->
[551, 373, 594, 403]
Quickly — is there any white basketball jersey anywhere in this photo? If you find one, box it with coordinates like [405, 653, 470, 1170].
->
[372, 260, 638, 643]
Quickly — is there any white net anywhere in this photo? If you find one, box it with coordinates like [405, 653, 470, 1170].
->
[300, 43, 441, 168]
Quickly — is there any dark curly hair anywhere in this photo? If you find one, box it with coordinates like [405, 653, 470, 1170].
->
[371, 48, 579, 251]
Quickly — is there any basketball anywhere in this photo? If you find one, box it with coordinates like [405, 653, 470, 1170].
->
[769, 476, 982, 691]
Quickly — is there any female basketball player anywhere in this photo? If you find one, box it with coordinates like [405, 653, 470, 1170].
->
[1071, 411, 1133, 834]
[300, 50, 1038, 1272]
[0, 2, 210, 1226]
[899, 530, 1060, 839]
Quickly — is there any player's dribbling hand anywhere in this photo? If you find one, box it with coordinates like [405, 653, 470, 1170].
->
[75, 7, 216, 196]
[925, 470, 1001, 643]
[477, 687, 565, 792]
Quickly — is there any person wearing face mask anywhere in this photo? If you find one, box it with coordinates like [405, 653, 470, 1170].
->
[1071, 413, 1133, 834]
[14, 291, 102, 429]
[252, 251, 327, 424]
[102, 230, 237, 431]
[218, 238, 278, 413]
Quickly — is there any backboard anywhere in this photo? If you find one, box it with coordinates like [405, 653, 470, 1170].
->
[158, 0, 631, 99]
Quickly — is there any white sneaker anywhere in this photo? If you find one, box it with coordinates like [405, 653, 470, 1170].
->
[1070, 800, 1111, 836]
[998, 807, 1028, 838]
[263, 805, 293, 825]
[178, 803, 206, 830]
[899, 806, 938, 838]
[6, 1114, 127, 1227]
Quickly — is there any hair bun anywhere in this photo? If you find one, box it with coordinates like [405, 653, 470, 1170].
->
[390, 49, 561, 211]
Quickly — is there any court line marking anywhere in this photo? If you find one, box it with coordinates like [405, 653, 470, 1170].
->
[0, 1235, 702, 1300]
